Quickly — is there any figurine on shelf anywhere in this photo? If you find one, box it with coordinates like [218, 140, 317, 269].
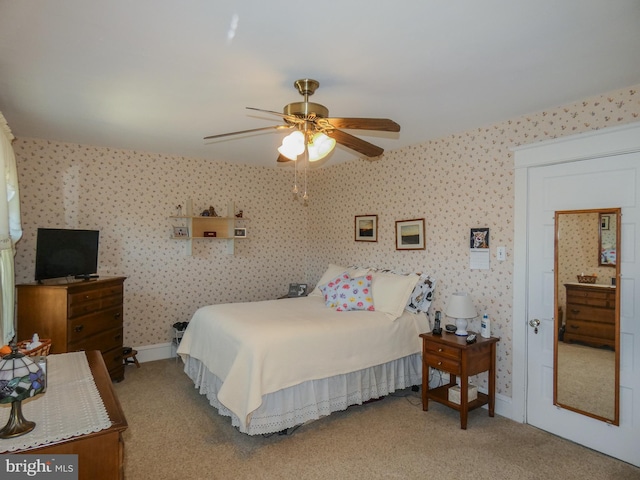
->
[201, 209, 210, 217]
[209, 206, 218, 217]
[235, 210, 243, 218]
[175, 205, 183, 216]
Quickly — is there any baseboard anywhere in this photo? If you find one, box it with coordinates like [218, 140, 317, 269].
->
[130, 342, 176, 364]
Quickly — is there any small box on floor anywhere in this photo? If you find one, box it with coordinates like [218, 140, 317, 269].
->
[448, 384, 478, 404]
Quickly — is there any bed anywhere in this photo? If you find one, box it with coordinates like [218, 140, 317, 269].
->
[177, 264, 436, 435]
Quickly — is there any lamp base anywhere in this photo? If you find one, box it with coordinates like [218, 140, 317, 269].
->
[0, 400, 36, 439]
[455, 318, 469, 336]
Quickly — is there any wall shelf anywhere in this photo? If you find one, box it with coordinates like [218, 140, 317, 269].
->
[170, 199, 247, 255]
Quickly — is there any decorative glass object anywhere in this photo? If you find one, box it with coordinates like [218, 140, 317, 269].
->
[0, 346, 46, 438]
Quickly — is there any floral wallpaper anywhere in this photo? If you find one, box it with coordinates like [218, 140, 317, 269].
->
[12, 83, 640, 400]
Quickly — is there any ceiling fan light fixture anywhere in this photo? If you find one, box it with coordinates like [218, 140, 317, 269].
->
[308, 132, 336, 162]
[278, 130, 305, 160]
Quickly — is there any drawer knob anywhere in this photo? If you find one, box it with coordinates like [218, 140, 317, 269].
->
[85, 295, 91, 299]
[438, 348, 443, 352]
[571, 309, 580, 314]
[74, 325, 84, 333]
[114, 313, 121, 319]
[437, 361, 442, 366]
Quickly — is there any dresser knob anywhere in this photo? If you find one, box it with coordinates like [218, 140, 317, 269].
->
[437, 361, 442, 366]
[438, 348, 443, 352]
[74, 325, 84, 333]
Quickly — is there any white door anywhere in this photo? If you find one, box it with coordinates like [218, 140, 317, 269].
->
[524, 152, 640, 466]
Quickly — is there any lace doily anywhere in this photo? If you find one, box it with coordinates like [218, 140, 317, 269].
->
[0, 351, 112, 452]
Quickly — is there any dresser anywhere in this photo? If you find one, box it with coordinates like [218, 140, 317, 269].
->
[564, 283, 616, 348]
[7, 351, 128, 480]
[17, 277, 126, 382]
[420, 332, 499, 429]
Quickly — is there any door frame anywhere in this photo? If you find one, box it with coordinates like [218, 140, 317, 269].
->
[512, 121, 640, 424]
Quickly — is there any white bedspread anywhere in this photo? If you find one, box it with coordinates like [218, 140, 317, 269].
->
[177, 295, 428, 430]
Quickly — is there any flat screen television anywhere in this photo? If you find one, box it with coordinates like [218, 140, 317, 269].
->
[35, 228, 100, 282]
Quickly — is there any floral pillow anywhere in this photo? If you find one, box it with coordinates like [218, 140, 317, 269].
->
[335, 275, 375, 312]
[319, 272, 351, 308]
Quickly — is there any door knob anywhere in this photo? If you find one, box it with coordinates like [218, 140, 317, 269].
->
[529, 318, 541, 334]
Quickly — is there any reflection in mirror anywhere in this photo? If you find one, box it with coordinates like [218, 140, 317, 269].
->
[554, 208, 620, 425]
[599, 213, 617, 266]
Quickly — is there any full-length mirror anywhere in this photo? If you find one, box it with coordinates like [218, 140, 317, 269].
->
[554, 208, 620, 424]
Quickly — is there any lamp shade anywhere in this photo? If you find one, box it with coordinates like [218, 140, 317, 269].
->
[0, 347, 46, 438]
[278, 130, 305, 160]
[445, 292, 477, 336]
[308, 132, 336, 161]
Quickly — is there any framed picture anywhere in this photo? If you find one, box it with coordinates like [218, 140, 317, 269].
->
[288, 283, 308, 297]
[355, 215, 378, 242]
[173, 226, 189, 238]
[395, 218, 425, 250]
[470, 227, 490, 249]
[601, 215, 610, 231]
[234, 227, 247, 238]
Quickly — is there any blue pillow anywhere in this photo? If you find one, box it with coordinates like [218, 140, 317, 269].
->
[319, 272, 351, 308]
[335, 275, 375, 311]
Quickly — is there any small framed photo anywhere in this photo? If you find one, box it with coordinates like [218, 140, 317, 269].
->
[234, 228, 247, 238]
[600, 214, 610, 231]
[355, 215, 377, 242]
[288, 283, 308, 297]
[470, 228, 490, 249]
[395, 218, 425, 250]
[173, 226, 189, 238]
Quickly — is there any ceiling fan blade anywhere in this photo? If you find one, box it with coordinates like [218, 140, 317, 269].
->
[325, 129, 384, 158]
[245, 107, 303, 124]
[204, 124, 292, 140]
[320, 117, 400, 132]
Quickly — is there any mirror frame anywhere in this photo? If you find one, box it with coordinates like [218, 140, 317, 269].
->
[553, 207, 621, 425]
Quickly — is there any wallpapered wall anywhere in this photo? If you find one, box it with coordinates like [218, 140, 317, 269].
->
[12, 84, 640, 399]
[12, 147, 311, 346]
[306, 85, 639, 397]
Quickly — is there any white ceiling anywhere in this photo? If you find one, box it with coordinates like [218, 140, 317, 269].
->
[1, 1, 639, 168]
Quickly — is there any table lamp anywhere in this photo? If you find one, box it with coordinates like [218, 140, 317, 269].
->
[0, 346, 46, 438]
[445, 292, 477, 336]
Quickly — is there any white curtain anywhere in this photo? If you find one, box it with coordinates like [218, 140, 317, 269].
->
[0, 112, 22, 345]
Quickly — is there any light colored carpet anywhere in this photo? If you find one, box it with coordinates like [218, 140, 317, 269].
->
[113, 359, 639, 480]
[557, 342, 615, 420]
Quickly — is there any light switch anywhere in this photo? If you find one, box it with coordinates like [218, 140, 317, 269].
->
[497, 246, 506, 261]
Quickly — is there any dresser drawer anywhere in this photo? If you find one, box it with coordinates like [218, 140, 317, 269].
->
[68, 306, 123, 343]
[566, 303, 615, 324]
[68, 327, 123, 353]
[567, 290, 614, 308]
[102, 346, 125, 381]
[565, 320, 615, 340]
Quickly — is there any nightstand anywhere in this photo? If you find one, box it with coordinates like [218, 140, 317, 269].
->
[420, 332, 499, 429]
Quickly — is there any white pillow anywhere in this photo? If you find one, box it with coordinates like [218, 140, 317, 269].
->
[371, 271, 420, 320]
[309, 264, 371, 297]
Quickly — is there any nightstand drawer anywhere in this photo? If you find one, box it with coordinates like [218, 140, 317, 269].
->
[424, 352, 461, 374]
[424, 341, 461, 360]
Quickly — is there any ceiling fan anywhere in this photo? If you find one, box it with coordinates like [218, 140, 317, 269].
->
[204, 79, 401, 163]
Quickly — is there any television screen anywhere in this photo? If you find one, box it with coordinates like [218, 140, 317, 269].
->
[35, 228, 100, 281]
